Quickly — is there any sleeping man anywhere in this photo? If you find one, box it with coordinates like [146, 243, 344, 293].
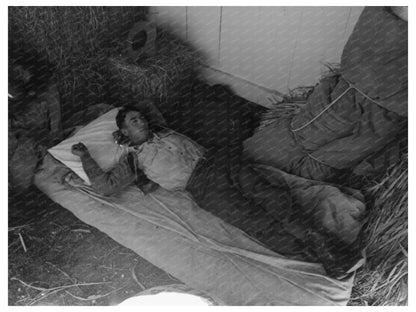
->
[71, 104, 205, 196]
[71, 103, 366, 278]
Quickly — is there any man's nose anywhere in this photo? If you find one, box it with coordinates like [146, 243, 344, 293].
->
[137, 120, 146, 128]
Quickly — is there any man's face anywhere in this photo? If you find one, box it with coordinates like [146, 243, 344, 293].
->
[121, 111, 150, 145]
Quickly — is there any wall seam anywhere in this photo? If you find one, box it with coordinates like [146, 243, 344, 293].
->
[217, 7, 223, 65]
[185, 6, 188, 41]
[286, 9, 304, 90]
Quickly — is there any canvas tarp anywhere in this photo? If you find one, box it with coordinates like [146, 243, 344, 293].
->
[34, 154, 354, 306]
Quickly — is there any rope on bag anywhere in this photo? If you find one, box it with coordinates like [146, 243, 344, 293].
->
[290, 78, 383, 133]
[290, 85, 353, 132]
[289, 77, 384, 166]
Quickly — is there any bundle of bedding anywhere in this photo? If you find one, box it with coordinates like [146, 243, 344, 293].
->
[36, 81, 366, 305]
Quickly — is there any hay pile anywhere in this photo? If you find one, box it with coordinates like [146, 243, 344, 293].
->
[350, 151, 408, 306]
[9, 7, 200, 128]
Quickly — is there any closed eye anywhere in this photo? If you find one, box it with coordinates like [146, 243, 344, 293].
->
[128, 114, 145, 125]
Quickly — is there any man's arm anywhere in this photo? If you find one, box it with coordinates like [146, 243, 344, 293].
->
[72, 143, 153, 196]
[81, 153, 136, 196]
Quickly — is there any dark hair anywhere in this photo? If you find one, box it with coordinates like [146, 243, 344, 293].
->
[116, 104, 151, 129]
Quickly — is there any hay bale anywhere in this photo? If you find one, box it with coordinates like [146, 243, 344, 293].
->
[9, 7, 200, 128]
[105, 29, 201, 108]
[258, 86, 313, 131]
[8, 7, 144, 126]
[349, 152, 408, 306]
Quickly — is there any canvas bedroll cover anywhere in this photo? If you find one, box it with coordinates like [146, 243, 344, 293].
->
[34, 154, 354, 306]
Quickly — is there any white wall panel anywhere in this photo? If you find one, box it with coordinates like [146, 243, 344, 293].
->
[186, 7, 221, 65]
[152, 6, 364, 106]
[151, 6, 187, 40]
[255, 7, 305, 92]
[219, 7, 263, 82]
[288, 7, 351, 89]
[220, 7, 308, 93]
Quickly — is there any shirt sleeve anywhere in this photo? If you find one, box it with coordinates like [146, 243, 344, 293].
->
[80, 152, 137, 196]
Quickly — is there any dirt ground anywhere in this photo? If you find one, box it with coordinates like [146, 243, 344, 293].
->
[8, 186, 180, 306]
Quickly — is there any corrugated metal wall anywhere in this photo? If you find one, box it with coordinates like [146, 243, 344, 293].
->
[151, 6, 363, 105]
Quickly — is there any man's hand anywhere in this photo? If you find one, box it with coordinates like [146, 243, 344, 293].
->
[142, 181, 159, 195]
[71, 142, 89, 158]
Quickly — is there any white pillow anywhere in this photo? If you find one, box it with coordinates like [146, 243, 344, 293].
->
[48, 107, 125, 185]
